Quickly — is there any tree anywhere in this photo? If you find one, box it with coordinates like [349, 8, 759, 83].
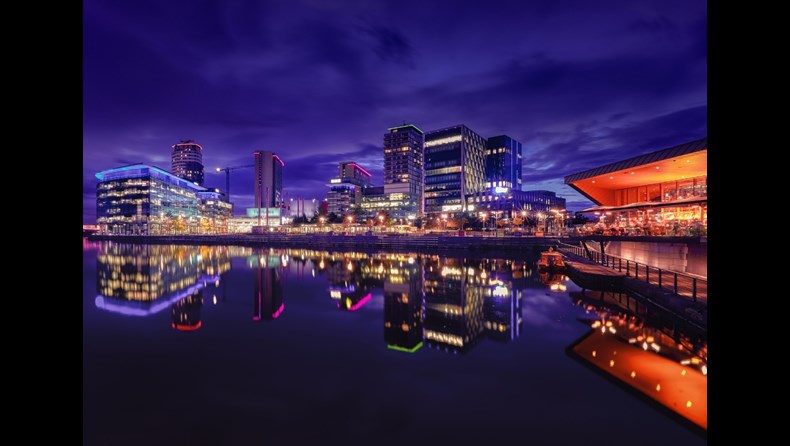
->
[173, 216, 187, 233]
[327, 212, 342, 224]
[569, 213, 590, 226]
[466, 213, 484, 230]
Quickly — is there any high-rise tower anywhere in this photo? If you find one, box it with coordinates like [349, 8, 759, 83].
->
[384, 124, 424, 217]
[253, 150, 284, 211]
[423, 125, 486, 215]
[171, 140, 204, 185]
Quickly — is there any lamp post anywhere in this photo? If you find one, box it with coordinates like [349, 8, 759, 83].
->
[378, 214, 385, 232]
[440, 213, 448, 231]
[521, 210, 527, 232]
[537, 212, 544, 235]
[480, 212, 488, 233]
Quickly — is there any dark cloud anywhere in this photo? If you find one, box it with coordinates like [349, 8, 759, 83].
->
[628, 16, 678, 35]
[83, 0, 706, 222]
[522, 105, 707, 185]
[362, 25, 415, 68]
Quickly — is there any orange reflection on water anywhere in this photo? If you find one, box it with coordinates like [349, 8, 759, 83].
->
[572, 331, 706, 430]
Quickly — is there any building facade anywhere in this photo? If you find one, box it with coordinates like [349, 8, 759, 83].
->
[485, 135, 522, 191]
[384, 124, 425, 218]
[424, 125, 486, 215]
[468, 189, 566, 219]
[96, 164, 232, 235]
[171, 140, 204, 185]
[253, 151, 284, 216]
[564, 137, 707, 235]
[326, 162, 372, 215]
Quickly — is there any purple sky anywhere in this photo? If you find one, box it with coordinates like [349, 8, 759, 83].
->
[83, 0, 706, 223]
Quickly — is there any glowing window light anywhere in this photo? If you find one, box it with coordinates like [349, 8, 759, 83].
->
[425, 135, 462, 147]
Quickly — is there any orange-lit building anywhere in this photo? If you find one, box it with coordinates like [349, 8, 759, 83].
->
[564, 138, 706, 235]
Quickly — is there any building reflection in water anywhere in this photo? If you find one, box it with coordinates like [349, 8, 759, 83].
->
[94, 243, 230, 330]
[566, 291, 707, 432]
[251, 249, 284, 321]
[288, 250, 525, 354]
[380, 255, 424, 352]
[325, 252, 373, 311]
[422, 257, 485, 353]
[172, 292, 203, 331]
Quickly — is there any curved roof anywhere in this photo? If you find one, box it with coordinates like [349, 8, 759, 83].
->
[564, 138, 707, 184]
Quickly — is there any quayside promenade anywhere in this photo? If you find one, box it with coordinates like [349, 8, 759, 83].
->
[88, 232, 561, 254]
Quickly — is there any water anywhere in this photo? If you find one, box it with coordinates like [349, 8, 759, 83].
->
[83, 240, 706, 445]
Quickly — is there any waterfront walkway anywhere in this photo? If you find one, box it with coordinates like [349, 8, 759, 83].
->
[560, 250, 707, 330]
[88, 233, 561, 254]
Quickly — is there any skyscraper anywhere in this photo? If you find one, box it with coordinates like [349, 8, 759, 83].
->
[384, 124, 424, 217]
[253, 150, 284, 212]
[486, 135, 522, 191]
[171, 140, 204, 185]
[424, 125, 486, 215]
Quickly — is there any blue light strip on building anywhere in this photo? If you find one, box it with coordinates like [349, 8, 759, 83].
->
[95, 163, 208, 192]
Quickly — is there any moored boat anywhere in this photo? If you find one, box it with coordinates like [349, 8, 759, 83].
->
[537, 247, 566, 272]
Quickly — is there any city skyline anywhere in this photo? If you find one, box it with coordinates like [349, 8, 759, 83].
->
[83, 0, 706, 223]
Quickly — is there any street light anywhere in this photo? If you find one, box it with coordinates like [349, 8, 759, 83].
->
[440, 213, 448, 231]
[480, 212, 488, 232]
[521, 210, 527, 232]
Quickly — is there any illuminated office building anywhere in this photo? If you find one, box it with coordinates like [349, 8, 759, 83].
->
[326, 162, 372, 215]
[360, 186, 388, 215]
[95, 164, 232, 235]
[384, 124, 425, 218]
[469, 188, 566, 219]
[424, 125, 486, 215]
[171, 140, 204, 185]
[485, 135, 522, 190]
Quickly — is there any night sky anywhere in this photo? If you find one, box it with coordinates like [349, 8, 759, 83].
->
[83, 0, 706, 223]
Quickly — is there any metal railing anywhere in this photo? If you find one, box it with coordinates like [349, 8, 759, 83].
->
[555, 241, 707, 302]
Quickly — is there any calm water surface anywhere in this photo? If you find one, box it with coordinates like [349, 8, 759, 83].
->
[83, 240, 706, 445]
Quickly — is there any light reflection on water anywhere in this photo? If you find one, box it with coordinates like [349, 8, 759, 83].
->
[84, 242, 706, 444]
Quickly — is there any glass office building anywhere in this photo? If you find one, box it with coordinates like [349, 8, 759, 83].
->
[96, 164, 232, 235]
[468, 189, 566, 218]
[485, 135, 522, 191]
[326, 162, 372, 215]
[424, 125, 486, 215]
